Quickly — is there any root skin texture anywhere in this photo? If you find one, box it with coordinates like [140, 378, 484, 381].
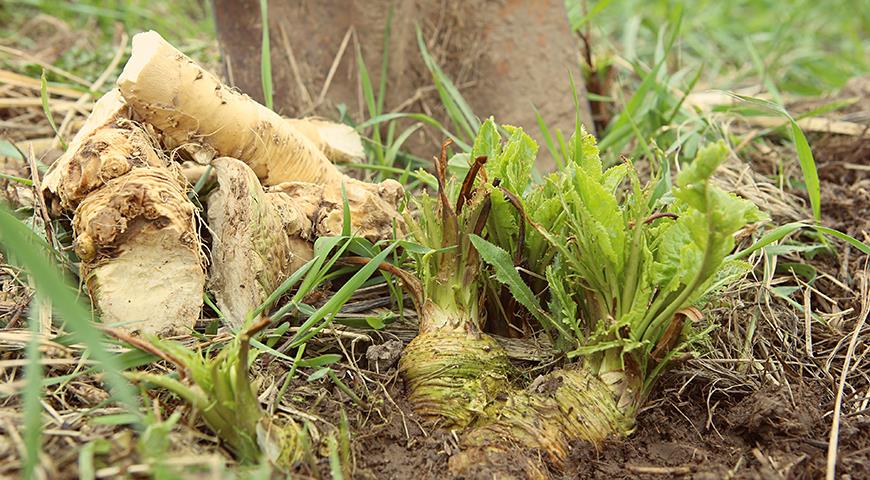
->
[74, 164, 204, 336]
[399, 302, 512, 428]
[449, 365, 633, 478]
[269, 178, 404, 241]
[118, 31, 339, 184]
[207, 157, 314, 328]
[285, 117, 364, 164]
[45, 104, 205, 335]
[42, 89, 134, 215]
[118, 31, 404, 238]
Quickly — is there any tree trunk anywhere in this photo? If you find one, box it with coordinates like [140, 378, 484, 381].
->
[212, 0, 593, 170]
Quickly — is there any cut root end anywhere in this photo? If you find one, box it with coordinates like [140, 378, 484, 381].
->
[74, 166, 204, 336]
[207, 157, 314, 328]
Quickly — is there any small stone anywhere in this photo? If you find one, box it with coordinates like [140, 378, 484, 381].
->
[365, 339, 404, 373]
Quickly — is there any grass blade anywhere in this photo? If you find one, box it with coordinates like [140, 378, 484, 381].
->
[0, 171, 34, 186]
[357, 112, 470, 151]
[730, 222, 806, 259]
[0, 207, 139, 416]
[534, 107, 563, 169]
[791, 122, 821, 221]
[40, 70, 67, 150]
[259, 0, 273, 110]
[598, 7, 682, 154]
[815, 226, 870, 255]
[566, 0, 615, 32]
[415, 26, 479, 141]
[288, 242, 398, 347]
[23, 294, 44, 479]
[327, 434, 344, 480]
[729, 93, 821, 221]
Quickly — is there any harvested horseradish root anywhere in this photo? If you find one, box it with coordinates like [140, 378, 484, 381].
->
[38, 31, 404, 336]
[41, 95, 205, 336]
[206, 157, 314, 328]
[117, 31, 404, 238]
[73, 165, 204, 336]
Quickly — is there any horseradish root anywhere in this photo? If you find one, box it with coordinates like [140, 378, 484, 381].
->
[268, 178, 404, 241]
[207, 157, 314, 328]
[40, 94, 205, 336]
[117, 31, 404, 237]
[207, 155, 407, 327]
[41, 89, 134, 215]
[448, 366, 632, 478]
[399, 320, 512, 428]
[73, 147, 204, 336]
[286, 117, 365, 164]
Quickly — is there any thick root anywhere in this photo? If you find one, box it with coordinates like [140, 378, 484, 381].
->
[41, 89, 135, 215]
[117, 31, 404, 238]
[207, 157, 314, 328]
[399, 303, 512, 428]
[286, 117, 364, 164]
[448, 365, 633, 478]
[269, 178, 404, 241]
[74, 166, 205, 336]
[118, 31, 341, 184]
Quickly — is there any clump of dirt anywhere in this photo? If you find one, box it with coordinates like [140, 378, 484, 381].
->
[365, 339, 404, 372]
[726, 384, 823, 441]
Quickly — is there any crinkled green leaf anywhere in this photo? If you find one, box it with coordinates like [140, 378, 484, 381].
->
[545, 264, 580, 345]
[567, 123, 601, 179]
[601, 164, 629, 193]
[525, 185, 563, 268]
[675, 141, 728, 189]
[568, 168, 626, 268]
[487, 188, 518, 250]
[652, 212, 702, 289]
[489, 125, 537, 195]
[471, 117, 501, 161]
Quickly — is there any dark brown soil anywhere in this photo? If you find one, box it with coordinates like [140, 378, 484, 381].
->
[301, 359, 869, 479]
[813, 133, 870, 239]
[567, 382, 869, 480]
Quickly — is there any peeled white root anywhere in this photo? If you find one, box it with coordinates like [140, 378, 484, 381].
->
[207, 158, 314, 328]
[74, 167, 205, 336]
[117, 31, 404, 239]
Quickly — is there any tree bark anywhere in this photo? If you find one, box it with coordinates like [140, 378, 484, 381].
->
[212, 0, 593, 170]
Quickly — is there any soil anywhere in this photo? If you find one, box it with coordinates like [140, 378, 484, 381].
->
[569, 383, 870, 480]
[306, 354, 870, 480]
[295, 357, 870, 479]
[813, 133, 870, 240]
